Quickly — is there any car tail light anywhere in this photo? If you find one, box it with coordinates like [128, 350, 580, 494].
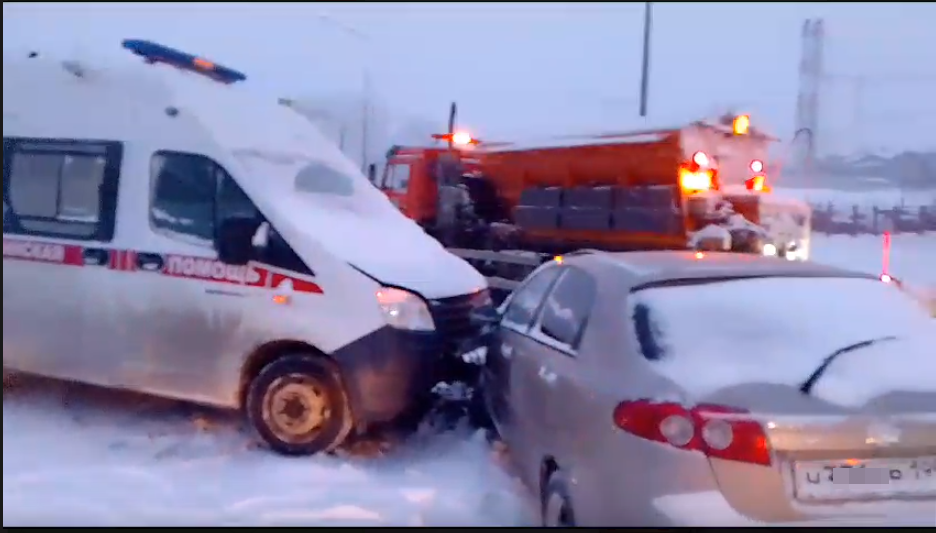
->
[613, 400, 772, 466]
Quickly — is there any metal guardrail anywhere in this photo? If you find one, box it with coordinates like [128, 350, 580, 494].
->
[486, 276, 521, 291]
[447, 248, 539, 294]
[447, 248, 545, 266]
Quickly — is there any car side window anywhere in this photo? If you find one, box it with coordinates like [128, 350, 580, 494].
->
[534, 267, 597, 351]
[3, 137, 122, 241]
[502, 266, 563, 330]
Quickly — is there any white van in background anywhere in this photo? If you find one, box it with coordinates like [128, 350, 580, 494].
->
[2, 40, 490, 455]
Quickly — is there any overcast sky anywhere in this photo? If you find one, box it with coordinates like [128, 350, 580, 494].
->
[5, 2, 936, 155]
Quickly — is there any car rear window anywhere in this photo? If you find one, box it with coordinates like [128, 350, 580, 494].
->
[630, 276, 931, 369]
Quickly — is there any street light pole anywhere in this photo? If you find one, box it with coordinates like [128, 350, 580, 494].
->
[638, 2, 653, 118]
[317, 14, 372, 173]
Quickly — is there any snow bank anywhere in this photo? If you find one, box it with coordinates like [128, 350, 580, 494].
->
[631, 276, 935, 404]
[774, 187, 936, 210]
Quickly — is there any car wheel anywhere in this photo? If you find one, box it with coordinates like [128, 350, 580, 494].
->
[246, 354, 350, 456]
[542, 469, 577, 527]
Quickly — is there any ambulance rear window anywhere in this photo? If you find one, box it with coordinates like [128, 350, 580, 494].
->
[4, 138, 122, 241]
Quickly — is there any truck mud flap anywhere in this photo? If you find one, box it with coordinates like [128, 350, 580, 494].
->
[559, 207, 611, 231]
[612, 207, 683, 235]
[518, 187, 563, 208]
[514, 206, 560, 230]
[562, 186, 614, 209]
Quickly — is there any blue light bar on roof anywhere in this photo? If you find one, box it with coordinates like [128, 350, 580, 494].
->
[121, 39, 247, 84]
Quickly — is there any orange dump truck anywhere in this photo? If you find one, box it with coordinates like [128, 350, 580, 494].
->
[379, 114, 811, 285]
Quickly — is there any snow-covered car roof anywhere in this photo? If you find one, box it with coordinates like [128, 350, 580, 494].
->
[584, 250, 873, 290]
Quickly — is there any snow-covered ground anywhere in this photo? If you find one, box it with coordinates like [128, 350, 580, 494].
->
[2, 377, 534, 526]
[3, 233, 933, 527]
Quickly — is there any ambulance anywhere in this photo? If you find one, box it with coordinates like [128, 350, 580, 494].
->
[2, 40, 490, 455]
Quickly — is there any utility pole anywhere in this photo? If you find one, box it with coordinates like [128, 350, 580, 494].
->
[794, 18, 825, 173]
[361, 70, 371, 173]
[638, 2, 653, 117]
[447, 101, 458, 148]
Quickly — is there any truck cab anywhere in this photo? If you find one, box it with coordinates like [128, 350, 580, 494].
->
[381, 144, 482, 226]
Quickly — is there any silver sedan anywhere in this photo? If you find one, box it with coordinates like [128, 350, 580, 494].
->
[475, 250, 936, 526]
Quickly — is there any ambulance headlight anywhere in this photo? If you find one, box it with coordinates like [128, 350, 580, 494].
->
[376, 288, 436, 332]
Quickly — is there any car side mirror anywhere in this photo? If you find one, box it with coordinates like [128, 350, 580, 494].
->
[470, 305, 502, 331]
[216, 217, 260, 266]
[367, 163, 377, 184]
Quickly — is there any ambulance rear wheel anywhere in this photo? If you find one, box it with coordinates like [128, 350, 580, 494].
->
[246, 354, 350, 456]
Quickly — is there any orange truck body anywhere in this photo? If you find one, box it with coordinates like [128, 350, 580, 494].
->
[475, 129, 689, 250]
[380, 117, 803, 255]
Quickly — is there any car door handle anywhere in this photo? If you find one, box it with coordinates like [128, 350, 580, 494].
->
[501, 343, 514, 359]
[538, 366, 557, 385]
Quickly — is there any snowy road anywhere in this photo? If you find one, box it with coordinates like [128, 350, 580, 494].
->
[3, 233, 933, 526]
[2, 376, 534, 526]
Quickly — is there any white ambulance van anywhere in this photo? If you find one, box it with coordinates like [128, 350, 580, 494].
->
[2, 40, 490, 455]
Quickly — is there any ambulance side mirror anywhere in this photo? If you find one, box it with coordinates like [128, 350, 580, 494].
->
[216, 217, 259, 266]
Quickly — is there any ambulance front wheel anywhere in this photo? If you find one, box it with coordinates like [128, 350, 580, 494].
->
[246, 354, 351, 456]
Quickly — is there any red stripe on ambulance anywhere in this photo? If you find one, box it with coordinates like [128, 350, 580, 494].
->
[3, 238, 325, 295]
[270, 272, 324, 294]
[2, 238, 83, 266]
[123, 250, 138, 272]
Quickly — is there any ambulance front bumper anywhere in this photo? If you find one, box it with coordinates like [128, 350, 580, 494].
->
[334, 327, 447, 426]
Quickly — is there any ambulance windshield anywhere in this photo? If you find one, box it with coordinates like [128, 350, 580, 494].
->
[232, 148, 356, 198]
[295, 162, 355, 197]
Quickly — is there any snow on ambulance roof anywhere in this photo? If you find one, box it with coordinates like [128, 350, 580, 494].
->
[3, 40, 396, 216]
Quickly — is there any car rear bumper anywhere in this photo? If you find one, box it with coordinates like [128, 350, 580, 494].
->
[652, 491, 936, 527]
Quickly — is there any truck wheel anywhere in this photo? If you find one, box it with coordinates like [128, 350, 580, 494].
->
[246, 354, 350, 456]
[542, 469, 577, 527]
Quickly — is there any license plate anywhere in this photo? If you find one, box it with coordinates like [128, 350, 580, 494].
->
[793, 456, 936, 501]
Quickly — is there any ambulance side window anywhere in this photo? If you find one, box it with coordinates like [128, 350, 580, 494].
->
[2, 137, 122, 241]
[149, 151, 308, 273]
[150, 151, 223, 246]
